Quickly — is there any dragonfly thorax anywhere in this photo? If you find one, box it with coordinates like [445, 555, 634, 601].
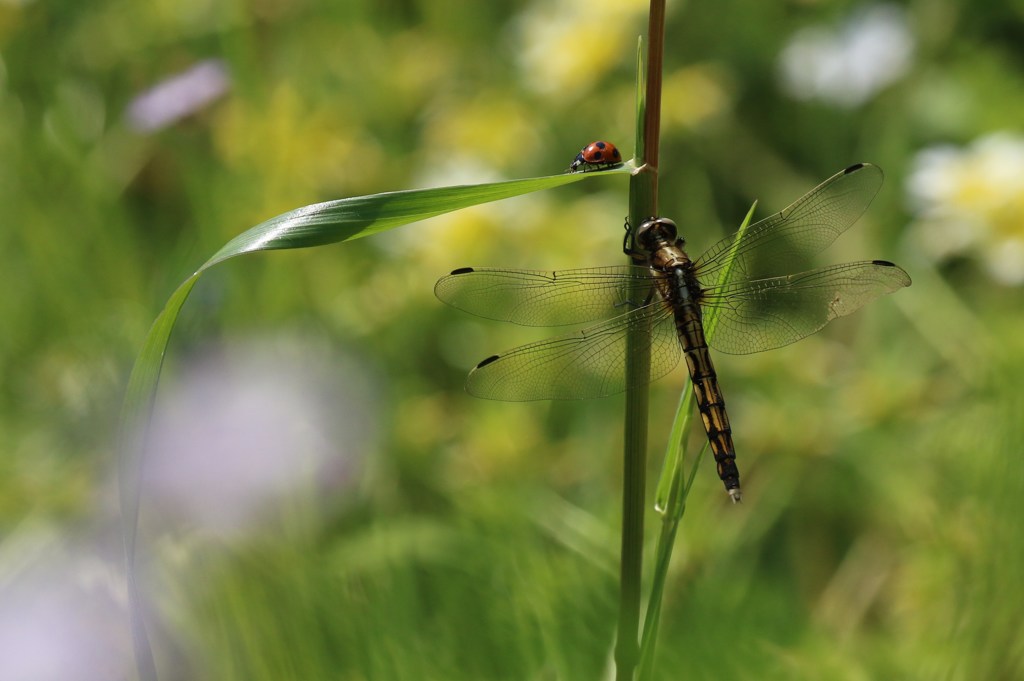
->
[637, 217, 692, 272]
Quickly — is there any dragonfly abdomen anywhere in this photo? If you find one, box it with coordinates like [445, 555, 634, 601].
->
[674, 288, 742, 502]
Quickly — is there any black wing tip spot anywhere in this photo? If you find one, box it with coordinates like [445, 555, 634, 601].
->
[450, 267, 475, 275]
[475, 354, 501, 368]
[844, 162, 866, 174]
[872, 260, 912, 286]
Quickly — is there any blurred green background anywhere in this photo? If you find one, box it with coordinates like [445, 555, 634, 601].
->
[2, 0, 1023, 679]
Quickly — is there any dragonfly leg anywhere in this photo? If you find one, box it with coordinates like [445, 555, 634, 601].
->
[613, 286, 656, 311]
[622, 217, 648, 265]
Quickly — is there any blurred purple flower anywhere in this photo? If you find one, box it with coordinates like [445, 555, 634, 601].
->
[0, 554, 130, 681]
[126, 59, 230, 132]
[144, 336, 375, 537]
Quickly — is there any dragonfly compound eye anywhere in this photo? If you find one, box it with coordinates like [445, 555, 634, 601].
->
[636, 217, 679, 249]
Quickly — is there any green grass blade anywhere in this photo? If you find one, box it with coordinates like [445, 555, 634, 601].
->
[201, 170, 628, 270]
[634, 36, 645, 163]
[637, 442, 706, 680]
[638, 201, 758, 681]
[116, 168, 628, 681]
[119, 274, 200, 552]
[701, 200, 757, 340]
[118, 274, 199, 681]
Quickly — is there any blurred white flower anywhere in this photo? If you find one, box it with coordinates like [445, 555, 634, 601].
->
[906, 132, 1024, 285]
[126, 59, 230, 132]
[778, 4, 914, 108]
[145, 335, 376, 536]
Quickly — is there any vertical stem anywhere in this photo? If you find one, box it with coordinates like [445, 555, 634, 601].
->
[615, 2, 666, 680]
[642, 0, 665, 175]
[616, 299, 650, 681]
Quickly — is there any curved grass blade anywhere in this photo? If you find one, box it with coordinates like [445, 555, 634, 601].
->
[203, 170, 629, 268]
[117, 168, 629, 681]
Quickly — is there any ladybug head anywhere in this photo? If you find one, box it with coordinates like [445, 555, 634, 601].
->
[568, 151, 587, 172]
[635, 217, 680, 251]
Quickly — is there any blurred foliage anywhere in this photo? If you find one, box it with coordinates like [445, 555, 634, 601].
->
[2, 0, 1023, 679]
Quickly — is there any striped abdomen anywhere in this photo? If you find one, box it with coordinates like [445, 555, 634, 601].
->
[670, 269, 742, 501]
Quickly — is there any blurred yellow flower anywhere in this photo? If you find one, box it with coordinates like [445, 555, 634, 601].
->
[515, 0, 649, 97]
[420, 92, 542, 166]
[661, 64, 733, 132]
[906, 132, 1024, 285]
[214, 83, 365, 216]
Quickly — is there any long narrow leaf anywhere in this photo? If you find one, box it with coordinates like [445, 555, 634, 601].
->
[203, 171, 626, 268]
[117, 168, 629, 681]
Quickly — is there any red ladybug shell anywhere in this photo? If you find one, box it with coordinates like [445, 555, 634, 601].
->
[569, 140, 623, 172]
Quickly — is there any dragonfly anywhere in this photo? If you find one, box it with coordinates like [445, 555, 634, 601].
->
[434, 163, 911, 501]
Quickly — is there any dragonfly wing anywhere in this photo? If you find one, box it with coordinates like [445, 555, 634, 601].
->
[702, 260, 911, 355]
[465, 303, 680, 401]
[695, 163, 885, 282]
[434, 266, 656, 326]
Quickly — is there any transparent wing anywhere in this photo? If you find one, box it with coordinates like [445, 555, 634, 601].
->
[701, 260, 911, 355]
[434, 266, 657, 326]
[694, 163, 884, 282]
[465, 303, 680, 401]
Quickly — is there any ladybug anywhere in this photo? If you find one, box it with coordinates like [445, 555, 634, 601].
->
[568, 140, 623, 172]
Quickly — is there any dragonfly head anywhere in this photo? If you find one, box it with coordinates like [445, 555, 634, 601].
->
[635, 217, 680, 251]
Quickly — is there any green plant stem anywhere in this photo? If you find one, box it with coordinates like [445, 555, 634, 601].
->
[616, 323, 650, 681]
[615, 2, 665, 680]
[638, 442, 706, 680]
